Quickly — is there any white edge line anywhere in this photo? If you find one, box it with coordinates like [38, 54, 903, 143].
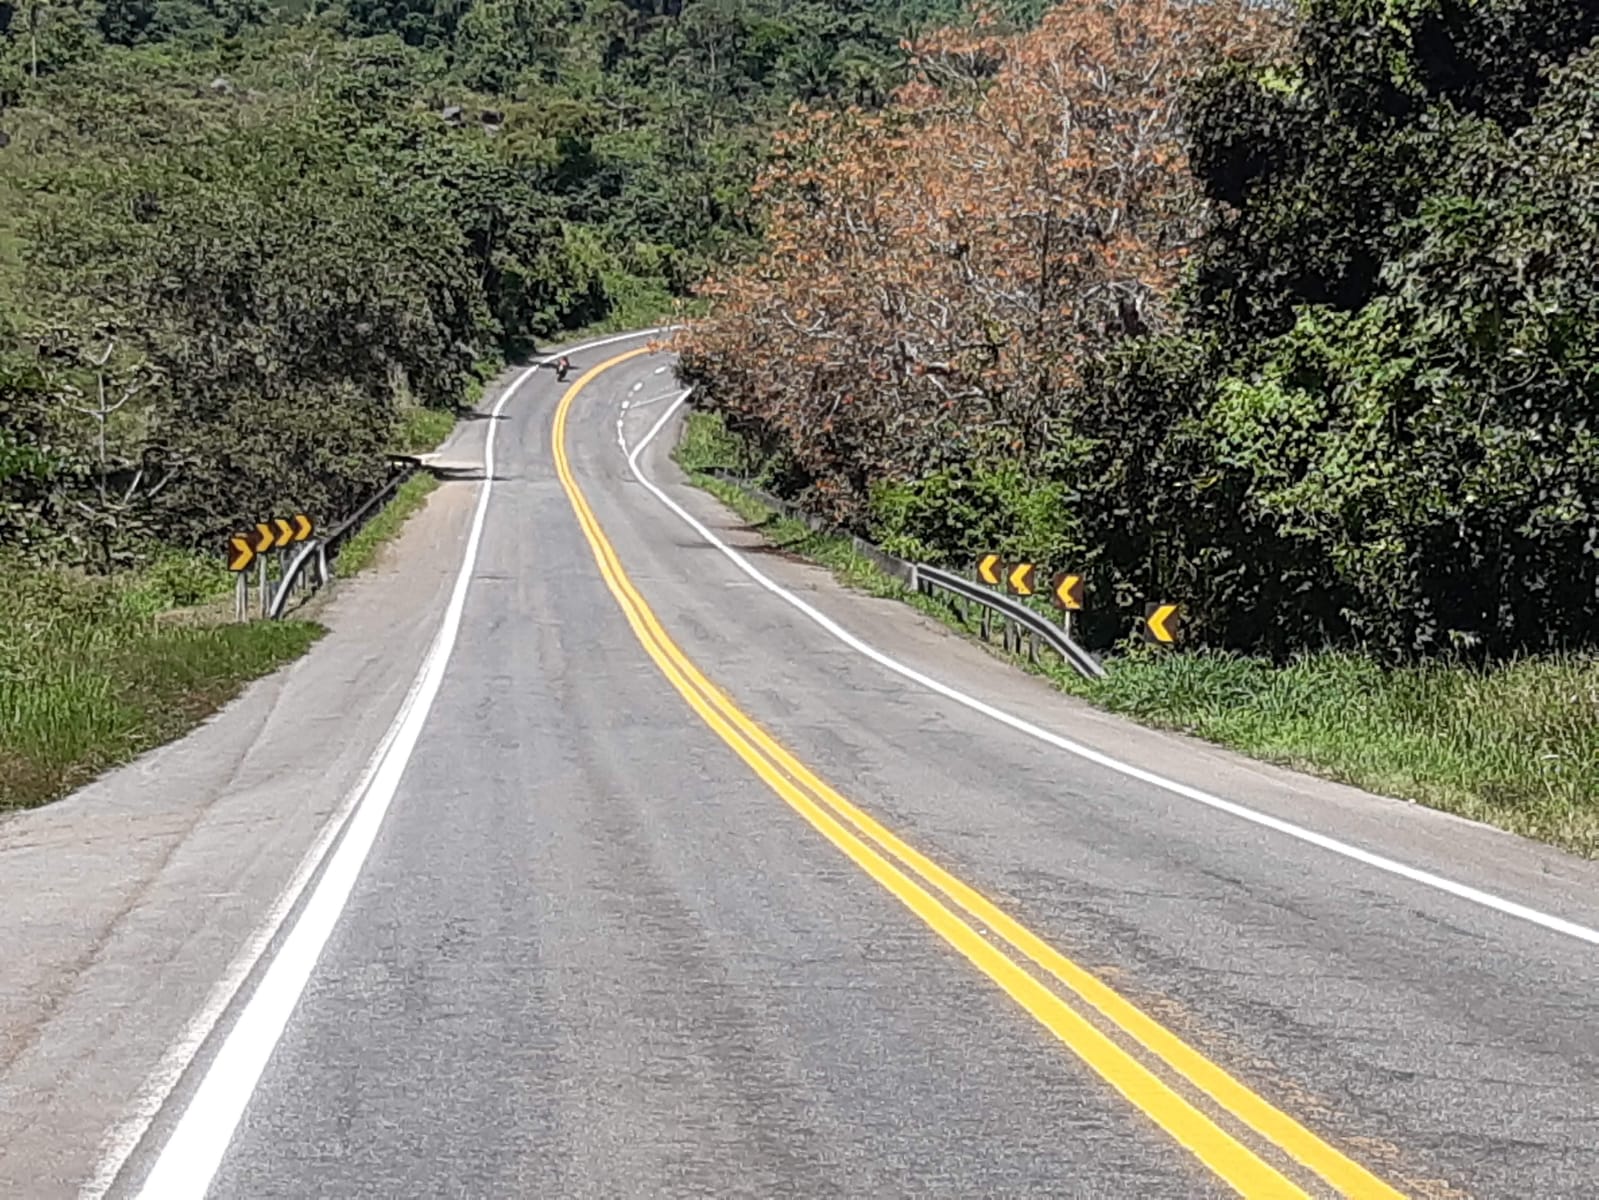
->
[85, 326, 670, 1200]
[624, 386, 1599, 950]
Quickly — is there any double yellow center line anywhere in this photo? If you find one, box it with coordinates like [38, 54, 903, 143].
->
[553, 347, 1408, 1200]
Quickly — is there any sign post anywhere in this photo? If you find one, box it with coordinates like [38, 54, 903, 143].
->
[1050, 572, 1084, 639]
[252, 523, 276, 617]
[227, 533, 255, 621]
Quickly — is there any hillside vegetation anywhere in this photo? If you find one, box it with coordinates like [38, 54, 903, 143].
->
[678, 0, 1599, 663]
[0, 0, 999, 809]
[1, 0, 999, 570]
[673, 0, 1599, 853]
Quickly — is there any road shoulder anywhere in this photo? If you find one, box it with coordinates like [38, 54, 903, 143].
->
[0, 397, 489, 1198]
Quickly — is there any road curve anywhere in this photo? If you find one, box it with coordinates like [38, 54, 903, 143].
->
[96, 337, 1599, 1197]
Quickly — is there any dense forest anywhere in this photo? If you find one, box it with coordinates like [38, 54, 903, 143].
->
[678, 0, 1599, 660]
[6, 0, 1598, 660]
[0, 0, 1027, 570]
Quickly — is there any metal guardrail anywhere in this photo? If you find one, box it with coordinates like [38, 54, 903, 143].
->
[703, 470, 1104, 679]
[266, 459, 417, 620]
[914, 563, 1106, 680]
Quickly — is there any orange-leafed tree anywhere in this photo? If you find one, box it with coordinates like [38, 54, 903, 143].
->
[676, 0, 1289, 527]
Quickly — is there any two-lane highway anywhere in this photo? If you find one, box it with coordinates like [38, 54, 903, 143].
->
[106, 334, 1599, 1198]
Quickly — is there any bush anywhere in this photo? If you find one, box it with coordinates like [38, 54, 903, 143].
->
[683, 0, 1599, 662]
[868, 461, 1081, 568]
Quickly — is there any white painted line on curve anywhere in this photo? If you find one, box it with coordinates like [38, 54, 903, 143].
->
[622, 389, 1599, 950]
[629, 391, 680, 411]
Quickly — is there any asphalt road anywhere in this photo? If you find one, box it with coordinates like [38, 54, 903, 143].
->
[13, 332, 1599, 1198]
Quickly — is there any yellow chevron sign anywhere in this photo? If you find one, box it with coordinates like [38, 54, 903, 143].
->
[1007, 563, 1036, 596]
[1051, 573, 1084, 611]
[978, 553, 1004, 587]
[227, 535, 255, 573]
[1143, 603, 1181, 645]
[230, 513, 315, 571]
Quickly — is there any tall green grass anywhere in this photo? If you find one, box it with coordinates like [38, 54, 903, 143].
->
[1068, 649, 1599, 856]
[0, 562, 321, 811]
[674, 404, 756, 476]
[392, 407, 458, 455]
[676, 410, 1599, 858]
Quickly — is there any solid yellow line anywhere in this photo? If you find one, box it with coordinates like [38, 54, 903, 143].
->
[563, 453, 1405, 1200]
[577, 370, 1408, 1199]
[550, 350, 1305, 1197]
[733, 737, 1407, 1198]
[552, 349, 1396, 1197]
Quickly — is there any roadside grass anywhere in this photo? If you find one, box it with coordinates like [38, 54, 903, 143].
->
[393, 406, 458, 455]
[1058, 650, 1599, 857]
[547, 298, 704, 355]
[674, 410, 1599, 858]
[2, 434, 447, 815]
[689, 475, 913, 599]
[562, 295, 705, 343]
[334, 472, 439, 577]
[0, 564, 322, 813]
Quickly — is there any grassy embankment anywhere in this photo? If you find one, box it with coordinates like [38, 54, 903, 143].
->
[0, 407, 461, 815]
[675, 409, 1599, 858]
